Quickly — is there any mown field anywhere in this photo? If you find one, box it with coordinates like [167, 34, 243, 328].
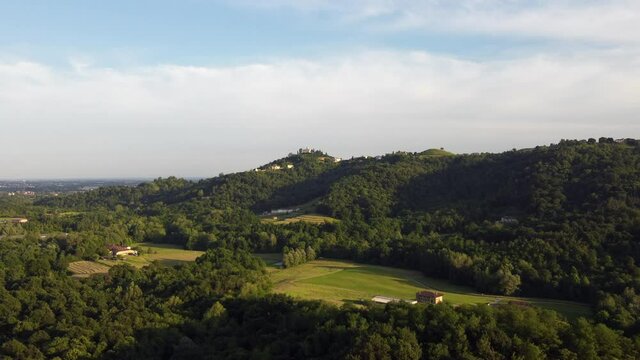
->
[261, 214, 339, 225]
[264, 257, 592, 320]
[67, 261, 111, 278]
[68, 243, 204, 276]
[99, 242, 204, 268]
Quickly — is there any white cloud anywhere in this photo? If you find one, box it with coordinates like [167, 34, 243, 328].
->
[1, 49, 639, 177]
[233, 0, 640, 44]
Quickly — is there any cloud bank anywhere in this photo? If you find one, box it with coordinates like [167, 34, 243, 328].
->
[1, 49, 639, 178]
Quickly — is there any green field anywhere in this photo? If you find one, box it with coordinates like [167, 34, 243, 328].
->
[69, 243, 204, 277]
[94, 242, 204, 268]
[99, 242, 204, 268]
[419, 148, 455, 157]
[267, 257, 591, 320]
[261, 214, 339, 225]
[258, 197, 339, 225]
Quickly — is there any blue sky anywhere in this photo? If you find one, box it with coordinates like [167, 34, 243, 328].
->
[0, 0, 556, 65]
[1, 1, 639, 178]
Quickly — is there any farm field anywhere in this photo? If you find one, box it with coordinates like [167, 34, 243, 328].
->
[268, 258, 592, 320]
[98, 242, 204, 268]
[68, 243, 204, 276]
[261, 214, 339, 225]
[68, 261, 111, 278]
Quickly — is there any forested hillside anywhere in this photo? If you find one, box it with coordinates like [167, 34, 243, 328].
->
[31, 139, 640, 331]
[3, 138, 640, 358]
[0, 237, 636, 359]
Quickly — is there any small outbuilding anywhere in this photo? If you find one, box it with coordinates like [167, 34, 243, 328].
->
[416, 291, 444, 304]
[371, 296, 418, 305]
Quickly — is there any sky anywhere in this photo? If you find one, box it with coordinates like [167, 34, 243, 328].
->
[1, 0, 639, 179]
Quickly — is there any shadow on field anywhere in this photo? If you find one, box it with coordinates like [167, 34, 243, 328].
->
[315, 265, 353, 271]
[342, 299, 369, 306]
[157, 259, 193, 267]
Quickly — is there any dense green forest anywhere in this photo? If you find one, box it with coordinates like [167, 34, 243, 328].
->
[0, 237, 637, 359]
[2, 138, 640, 358]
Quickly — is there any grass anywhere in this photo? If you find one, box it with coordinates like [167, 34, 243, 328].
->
[68, 261, 111, 278]
[419, 148, 455, 157]
[261, 214, 339, 225]
[258, 197, 339, 225]
[97, 242, 205, 268]
[268, 258, 592, 320]
[69, 243, 204, 278]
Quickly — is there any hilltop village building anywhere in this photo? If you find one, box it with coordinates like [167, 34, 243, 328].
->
[262, 208, 300, 216]
[298, 147, 315, 154]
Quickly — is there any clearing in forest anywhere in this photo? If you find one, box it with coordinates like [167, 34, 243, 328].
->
[98, 242, 204, 268]
[268, 258, 592, 320]
[69, 243, 205, 277]
[261, 214, 339, 225]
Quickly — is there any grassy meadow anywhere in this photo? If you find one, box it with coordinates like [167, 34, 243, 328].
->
[258, 197, 339, 225]
[261, 214, 339, 225]
[68, 246, 590, 320]
[68, 243, 204, 276]
[99, 242, 204, 268]
[265, 257, 592, 320]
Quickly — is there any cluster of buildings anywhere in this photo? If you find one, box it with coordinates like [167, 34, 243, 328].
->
[6, 191, 36, 196]
[295, 148, 342, 162]
[269, 164, 295, 170]
[252, 149, 343, 172]
[371, 291, 444, 305]
[253, 163, 295, 172]
[262, 208, 300, 216]
[107, 244, 138, 257]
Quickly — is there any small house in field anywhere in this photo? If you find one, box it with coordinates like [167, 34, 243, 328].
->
[416, 291, 444, 304]
[107, 244, 138, 257]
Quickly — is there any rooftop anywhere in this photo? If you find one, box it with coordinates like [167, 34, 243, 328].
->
[417, 291, 443, 298]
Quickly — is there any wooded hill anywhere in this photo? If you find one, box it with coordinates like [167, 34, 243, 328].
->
[32, 138, 640, 335]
